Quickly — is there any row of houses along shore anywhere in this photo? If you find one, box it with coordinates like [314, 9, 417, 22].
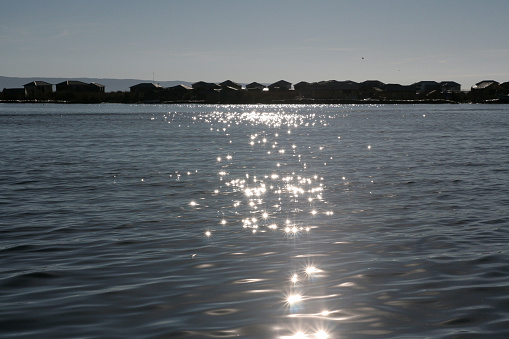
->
[2, 79, 509, 104]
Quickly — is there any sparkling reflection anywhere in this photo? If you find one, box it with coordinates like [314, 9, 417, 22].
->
[286, 293, 303, 306]
[290, 274, 300, 285]
[279, 329, 330, 339]
[305, 265, 319, 276]
[189, 106, 342, 338]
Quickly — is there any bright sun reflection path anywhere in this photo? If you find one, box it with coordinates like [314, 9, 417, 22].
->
[200, 108, 340, 339]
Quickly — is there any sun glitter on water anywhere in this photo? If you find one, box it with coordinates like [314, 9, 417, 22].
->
[198, 106, 338, 338]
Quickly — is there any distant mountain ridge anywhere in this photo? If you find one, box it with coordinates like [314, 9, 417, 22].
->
[0, 76, 192, 92]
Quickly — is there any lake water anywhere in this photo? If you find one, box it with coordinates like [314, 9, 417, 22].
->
[1, 103, 509, 338]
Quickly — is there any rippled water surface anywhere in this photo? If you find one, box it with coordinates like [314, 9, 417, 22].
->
[1, 103, 509, 338]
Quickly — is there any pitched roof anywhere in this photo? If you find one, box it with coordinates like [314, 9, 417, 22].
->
[169, 84, 192, 90]
[130, 83, 163, 89]
[3, 88, 25, 93]
[24, 81, 52, 87]
[472, 80, 499, 89]
[360, 80, 385, 90]
[294, 81, 310, 88]
[246, 82, 265, 88]
[220, 80, 241, 88]
[192, 81, 220, 90]
[440, 81, 460, 86]
[310, 80, 359, 90]
[361, 80, 385, 86]
[56, 80, 89, 86]
[413, 81, 439, 86]
[269, 80, 291, 87]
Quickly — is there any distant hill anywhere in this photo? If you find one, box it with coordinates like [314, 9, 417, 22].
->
[0, 76, 192, 92]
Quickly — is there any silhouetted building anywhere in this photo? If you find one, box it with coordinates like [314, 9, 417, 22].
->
[245, 82, 265, 91]
[24, 81, 53, 99]
[192, 81, 220, 91]
[167, 84, 193, 94]
[217, 86, 243, 103]
[413, 81, 440, 94]
[130, 83, 163, 93]
[383, 84, 416, 100]
[165, 84, 193, 101]
[219, 80, 242, 90]
[304, 80, 359, 99]
[359, 80, 385, 99]
[331, 80, 359, 99]
[472, 80, 499, 90]
[294, 81, 311, 93]
[89, 82, 105, 92]
[500, 81, 509, 92]
[440, 81, 461, 93]
[359, 80, 385, 90]
[268, 80, 292, 91]
[470, 80, 502, 101]
[2, 88, 26, 100]
[56, 80, 105, 93]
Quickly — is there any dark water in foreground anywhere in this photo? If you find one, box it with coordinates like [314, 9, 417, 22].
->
[1, 103, 509, 338]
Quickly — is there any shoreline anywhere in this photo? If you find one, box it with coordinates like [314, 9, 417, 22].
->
[1, 98, 507, 105]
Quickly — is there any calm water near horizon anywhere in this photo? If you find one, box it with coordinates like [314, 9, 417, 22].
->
[1, 103, 509, 338]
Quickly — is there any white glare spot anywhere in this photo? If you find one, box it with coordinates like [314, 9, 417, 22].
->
[292, 332, 307, 339]
[305, 265, 319, 275]
[287, 294, 302, 305]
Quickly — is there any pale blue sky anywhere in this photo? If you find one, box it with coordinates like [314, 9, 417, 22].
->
[1, 0, 508, 89]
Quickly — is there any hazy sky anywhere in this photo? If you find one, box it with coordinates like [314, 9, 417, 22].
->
[2, 0, 509, 89]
